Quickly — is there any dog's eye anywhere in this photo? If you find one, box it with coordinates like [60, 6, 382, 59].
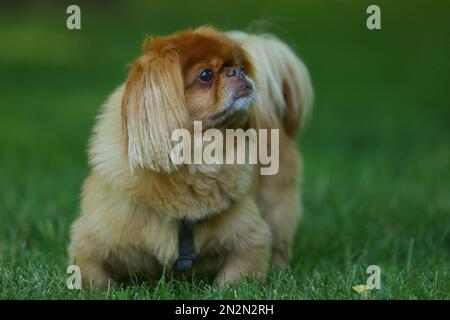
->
[198, 69, 214, 82]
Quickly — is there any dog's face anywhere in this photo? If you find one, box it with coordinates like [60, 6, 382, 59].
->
[121, 27, 255, 172]
[180, 33, 255, 126]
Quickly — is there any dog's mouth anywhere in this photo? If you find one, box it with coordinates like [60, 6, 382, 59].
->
[209, 91, 255, 124]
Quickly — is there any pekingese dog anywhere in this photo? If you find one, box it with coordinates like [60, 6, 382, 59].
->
[69, 26, 312, 287]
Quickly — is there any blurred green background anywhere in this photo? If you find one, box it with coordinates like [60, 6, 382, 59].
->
[0, 0, 449, 299]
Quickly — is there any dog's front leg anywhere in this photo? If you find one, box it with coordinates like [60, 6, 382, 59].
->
[213, 201, 272, 286]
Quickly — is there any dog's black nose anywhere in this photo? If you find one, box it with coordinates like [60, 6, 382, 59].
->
[226, 67, 245, 78]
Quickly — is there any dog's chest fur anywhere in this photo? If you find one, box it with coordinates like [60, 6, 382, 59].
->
[130, 162, 255, 221]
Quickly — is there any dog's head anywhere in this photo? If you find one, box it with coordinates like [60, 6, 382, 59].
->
[121, 26, 255, 173]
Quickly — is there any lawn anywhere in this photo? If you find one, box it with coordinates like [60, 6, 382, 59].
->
[0, 0, 449, 299]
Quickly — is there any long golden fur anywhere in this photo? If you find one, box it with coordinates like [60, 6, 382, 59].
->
[68, 26, 313, 287]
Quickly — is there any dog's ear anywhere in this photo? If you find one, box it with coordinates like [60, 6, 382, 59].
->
[122, 39, 189, 172]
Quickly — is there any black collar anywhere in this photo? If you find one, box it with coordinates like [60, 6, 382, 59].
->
[172, 219, 195, 272]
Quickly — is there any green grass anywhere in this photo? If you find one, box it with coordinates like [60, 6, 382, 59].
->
[0, 0, 449, 299]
